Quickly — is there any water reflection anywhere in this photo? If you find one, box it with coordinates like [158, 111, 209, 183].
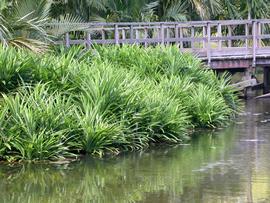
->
[1, 99, 270, 203]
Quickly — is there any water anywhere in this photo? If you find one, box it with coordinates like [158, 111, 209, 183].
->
[1, 99, 270, 203]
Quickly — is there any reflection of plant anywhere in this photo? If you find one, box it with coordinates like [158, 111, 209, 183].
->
[0, 127, 239, 203]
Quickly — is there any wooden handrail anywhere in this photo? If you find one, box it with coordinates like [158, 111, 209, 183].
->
[55, 19, 270, 67]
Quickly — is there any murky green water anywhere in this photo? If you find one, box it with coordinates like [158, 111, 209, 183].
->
[1, 99, 270, 203]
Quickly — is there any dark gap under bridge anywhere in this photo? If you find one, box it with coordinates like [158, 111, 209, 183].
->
[52, 19, 270, 94]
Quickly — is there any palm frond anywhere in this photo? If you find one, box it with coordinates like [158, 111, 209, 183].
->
[48, 14, 86, 37]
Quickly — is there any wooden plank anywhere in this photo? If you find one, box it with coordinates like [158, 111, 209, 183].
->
[230, 79, 257, 90]
[191, 26, 195, 48]
[122, 29, 126, 40]
[252, 21, 257, 66]
[86, 32, 91, 47]
[161, 23, 165, 45]
[135, 29, 139, 45]
[203, 26, 206, 48]
[101, 29, 105, 41]
[179, 27, 183, 49]
[207, 23, 211, 65]
[245, 23, 249, 49]
[257, 22, 262, 48]
[130, 25, 134, 40]
[65, 33, 70, 47]
[144, 28, 148, 47]
[175, 25, 179, 46]
[115, 24, 119, 44]
[166, 27, 170, 45]
[256, 93, 270, 99]
[228, 25, 232, 47]
[217, 23, 222, 49]
[57, 19, 270, 69]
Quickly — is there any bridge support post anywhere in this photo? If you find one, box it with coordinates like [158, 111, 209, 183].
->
[264, 67, 270, 94]
[243, 66, 256, 98]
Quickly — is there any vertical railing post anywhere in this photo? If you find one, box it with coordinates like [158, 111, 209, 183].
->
[257, 21, 262, 48]
[144, 28, 148, 47]
[245, 23, 249, 49]
[166, 27, 170, 45]
[207, 22, 211, 65]
[228, 25, 232, 48]
[130, 25, 134, 43]
[191, 26, 195, 49]
[252, 21, 257, 67]
[179, 27, 183, 49]
[122, 28, 127, 44]
[175, 24, 179, 47]
[122, 29, 126, 42]
[65, 33, 70, 48]
[135, 29, 139, 45]
[86, 32, 91, 48]
[115, 24, 119, 45]
[217, 23, 222, 50]
[101, 29, 105, 42]
[160, 23, 165, 45]
[203, 26, 206, 49]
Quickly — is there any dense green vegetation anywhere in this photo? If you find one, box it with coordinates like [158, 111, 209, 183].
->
[49, 0, 270, 21]
[0, 45, 239, 161]
[1, 0, 270, 51]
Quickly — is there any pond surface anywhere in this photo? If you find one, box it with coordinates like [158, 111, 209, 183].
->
[1, 99, 270, 203]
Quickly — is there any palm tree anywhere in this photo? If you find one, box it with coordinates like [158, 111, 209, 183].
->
[0, 0, 86, 52]
[0, 0, 52, 52]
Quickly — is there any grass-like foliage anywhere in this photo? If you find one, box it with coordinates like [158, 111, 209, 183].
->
[0, 45, 240, 161]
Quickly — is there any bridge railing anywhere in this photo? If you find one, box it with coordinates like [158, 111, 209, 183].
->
[52, 19, 270, 66]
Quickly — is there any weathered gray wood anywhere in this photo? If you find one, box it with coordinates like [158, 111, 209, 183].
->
[230, 79, 257, 90]
[135, 29, 139, 45]
[166, 27, 170, 45]
[257, 22, 262, 48]
[256, 93, 270, 99]
[179, 27, 183, 49]
[130, 25, 134, 40]
[56, 19, 270, 69]
[115, 24, 119, 44]
[86, 32, 91, 48]
[203, 26, 206, 48]
[191, 26, 195, 48]
[175, 25, 179, 46]
[65, 33, 70, 47]
[161, 23, 165, 45]
[207, 23, 211, 65]
[228, 25, 232, 47]
[217, 23, 222, 49]
[122, 29, 126, 40]
[101, 29, 105, 41]
[252, 21, 257, 66]
[245, 23, 249, 49]
[144, 28, 148, 47]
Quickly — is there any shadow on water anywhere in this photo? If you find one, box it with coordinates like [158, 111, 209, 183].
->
[1, 99, 270, 203]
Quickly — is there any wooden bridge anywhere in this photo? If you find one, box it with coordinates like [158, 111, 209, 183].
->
[54, 19, 270, 93]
